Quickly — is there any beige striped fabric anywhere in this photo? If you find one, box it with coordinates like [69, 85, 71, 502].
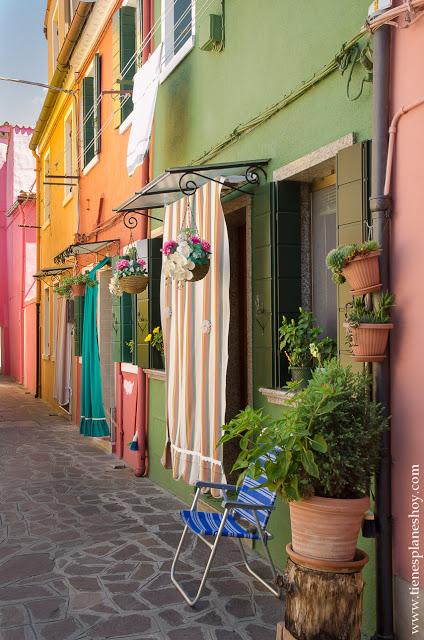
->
[160, 181, 230, 496]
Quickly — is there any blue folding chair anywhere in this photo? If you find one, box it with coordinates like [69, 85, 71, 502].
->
[171, 461, 280, 605]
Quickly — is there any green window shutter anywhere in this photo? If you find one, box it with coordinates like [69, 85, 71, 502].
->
[336, 141, 370, 366]
[148, 237, 163, 369]
[135, 239, 149, 368]
[111, 256, 122, 362]
[271, 180, 302, 387]
[112, 10, 122, 129]
[120, 6, 136, 123]
[73, 295, 85, 357]
[121, 292, 133, 363]
[94, 53, 102, 155]
[82, 76, 95, 166]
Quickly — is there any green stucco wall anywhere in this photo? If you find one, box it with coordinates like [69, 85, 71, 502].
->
[148, 1, 375, 635]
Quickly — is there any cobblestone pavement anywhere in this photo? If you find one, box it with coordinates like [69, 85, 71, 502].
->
[0, 379, 282, 640]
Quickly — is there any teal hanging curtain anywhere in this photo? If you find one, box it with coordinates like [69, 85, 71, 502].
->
[80, 257, 111, 437]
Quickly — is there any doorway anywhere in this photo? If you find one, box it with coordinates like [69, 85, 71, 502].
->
[98, 269, 116, 434]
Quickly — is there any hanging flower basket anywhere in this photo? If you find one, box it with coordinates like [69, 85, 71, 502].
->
[162, 229, 211, 284]
[109, 249, 148, 296]
[342, 250, 382, 296]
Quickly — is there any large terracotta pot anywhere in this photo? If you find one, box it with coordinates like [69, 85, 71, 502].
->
[342, 250, 381, 296]
[289, 495, 370, 562]
[344, 322, 393, 363]
[71, 283, 85, 297]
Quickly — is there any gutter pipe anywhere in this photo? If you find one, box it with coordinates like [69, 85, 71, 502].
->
[32, 149, 42, 399]
[29, 1, 93, 152]
[135, 0, 152, 477]
[369, 23, 395, 640]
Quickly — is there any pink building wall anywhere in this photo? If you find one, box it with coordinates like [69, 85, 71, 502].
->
[0, 124, 37, 392]
[389, 15, 424, 637]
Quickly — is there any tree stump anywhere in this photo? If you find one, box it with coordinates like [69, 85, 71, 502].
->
[280, 544, 368, 640]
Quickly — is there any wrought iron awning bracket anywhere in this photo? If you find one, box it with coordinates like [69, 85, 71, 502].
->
[178, 164, 267, 197]
[54, 240, 120, 264]
[123, 210, 164, 229]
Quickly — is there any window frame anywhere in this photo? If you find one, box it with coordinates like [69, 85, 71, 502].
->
[43, 150, 51, 227]
[43, 286, 51, 358]
[160, 0, 196, 83]
[63, 106, 74, 204]
[81, 58, 101, 170]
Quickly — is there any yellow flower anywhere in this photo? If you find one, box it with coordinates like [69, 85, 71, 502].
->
[144, 334, 152, 343]
[153, 326, 160, 334]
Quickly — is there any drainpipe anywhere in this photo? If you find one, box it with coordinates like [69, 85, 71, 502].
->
[32, 149, 41, 399]
[369, 23, 395, 640]
[115, 362, 123, 457]
[135, 0, 152, 476]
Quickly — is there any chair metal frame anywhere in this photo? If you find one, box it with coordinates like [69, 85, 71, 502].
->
[171, 480, 280, 606]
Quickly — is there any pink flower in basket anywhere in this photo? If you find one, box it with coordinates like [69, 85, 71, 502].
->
[162, 240, 178, 256]
[137, 258, 146, 268]
[116, 259, 130, 270]
[201, 240, 211, 253]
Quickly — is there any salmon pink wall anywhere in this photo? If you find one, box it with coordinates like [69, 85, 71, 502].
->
[390, 16, 424, 590]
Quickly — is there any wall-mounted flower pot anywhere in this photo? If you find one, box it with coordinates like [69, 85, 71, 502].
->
[342, 250, 382, 296]
[344, 322, 393, 363]
[120, 275, 148, 294]
[290, 366, 312, 389]
[191, 262, 210, 282]
[289, 495, 370, 562]
[71, 283, 85, 297]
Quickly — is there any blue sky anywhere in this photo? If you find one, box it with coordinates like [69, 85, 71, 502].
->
[0, 1, 47, 127]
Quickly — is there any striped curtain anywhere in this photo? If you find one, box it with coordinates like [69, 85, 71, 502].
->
[160, 181, 230, 494]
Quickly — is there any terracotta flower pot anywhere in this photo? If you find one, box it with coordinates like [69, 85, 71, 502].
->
[71, 283, 85, 297]
[289, 495, 370, 562]
[119, 274, 148, 294]
[342, 250, 382, 296]
[344, 322, 393, 363]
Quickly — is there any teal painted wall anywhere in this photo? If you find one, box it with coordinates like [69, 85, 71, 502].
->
[148, 1, 375, 635]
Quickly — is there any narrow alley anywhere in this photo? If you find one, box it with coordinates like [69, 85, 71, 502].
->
[0, 379, 281, 640]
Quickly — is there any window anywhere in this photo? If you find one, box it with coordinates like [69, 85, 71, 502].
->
[52, 3, 59, 69]
[52, 291, 58, 358]
[43, 288, 50, 357]
[43, 152, 51, 225]
[161, 0, 195, 79]
[64, 109, 73, 200]
[112, 6, 136, 127]
[82, 54, 101, 168]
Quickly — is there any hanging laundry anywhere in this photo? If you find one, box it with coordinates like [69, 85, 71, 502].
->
[126, 43, 163, 177]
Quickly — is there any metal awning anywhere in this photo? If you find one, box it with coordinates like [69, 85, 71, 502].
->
[33, 266, 72, 279]
[54, 239, 120, 264]
[114, 159, 269, 215]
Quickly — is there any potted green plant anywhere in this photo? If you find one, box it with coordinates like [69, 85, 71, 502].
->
[220, 360, 387, 563]
[54, 273, 95, 299]
[279, 309, 336, 387]
[344, 292, 394, 362]
[326, 240, 381, 296]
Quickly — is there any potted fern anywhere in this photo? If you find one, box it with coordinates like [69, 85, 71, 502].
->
[326, 240, 381, 296]
[220, 360, 387, 563]
[344, 292, 394, 362]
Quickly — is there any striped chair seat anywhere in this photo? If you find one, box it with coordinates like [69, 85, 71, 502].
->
[180, 509, 260, 540]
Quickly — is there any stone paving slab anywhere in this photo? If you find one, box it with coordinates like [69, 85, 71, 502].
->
[0, 379, 282, 639]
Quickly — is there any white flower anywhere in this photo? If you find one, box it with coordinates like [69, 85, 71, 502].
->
[109, 273, 122, 297]
[177, 241, 191, 258]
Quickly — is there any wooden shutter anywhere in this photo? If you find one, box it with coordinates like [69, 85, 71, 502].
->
[135, 239, 149, 368]
[82, 76, 95, 166]
[73, 295, 85, 357]
[148, 238, 163, 369]
[94, 53, 102, 155]
[271, 180, 302, 387]
[112, 7, 136, 127]
[336, 142, 370, 365]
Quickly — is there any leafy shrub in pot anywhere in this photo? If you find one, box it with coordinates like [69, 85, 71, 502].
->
[279, 308, 336, 387]
[220, 360, 387, 562]
[326, 240, 381, 295]
[344, 292, 394, 363]
[54, 273, 95, 299]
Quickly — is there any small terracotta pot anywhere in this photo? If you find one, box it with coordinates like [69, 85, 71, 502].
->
[71, 283, 85, 297]
[344, 322, 393, 363]
[342, 250, 382, 296]
[289, 495, 370, 562]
